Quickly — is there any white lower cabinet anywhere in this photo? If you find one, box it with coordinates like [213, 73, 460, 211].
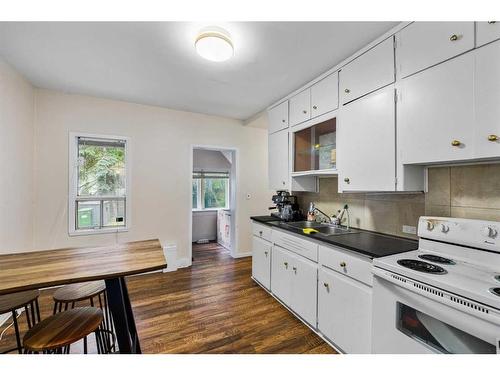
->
[318, 266, 372, 354]
[271, 245, 318, 328]
[252, 236, 272, 290]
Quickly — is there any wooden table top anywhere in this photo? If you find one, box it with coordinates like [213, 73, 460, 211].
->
[0, 239, 167, 295]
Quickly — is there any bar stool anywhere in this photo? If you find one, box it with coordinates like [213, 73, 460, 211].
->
[0, 290, 41, 354]
[23, 307, 105, 354]
[53, 281, 115, 353]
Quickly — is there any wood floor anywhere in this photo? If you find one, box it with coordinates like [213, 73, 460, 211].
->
[1, 242, 336, 354]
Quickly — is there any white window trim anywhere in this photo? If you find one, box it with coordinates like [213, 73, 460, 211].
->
[68, 132, 131, 236]
[191, 173, 230, 211]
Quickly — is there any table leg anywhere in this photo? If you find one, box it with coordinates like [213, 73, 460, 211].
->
[105, 277, 142, 354]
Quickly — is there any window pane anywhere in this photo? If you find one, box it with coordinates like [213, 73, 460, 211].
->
[103, 200, 126, 227]
[192, 179, 198, 209]
[203, 178, 227, 209]
[76, 201, 101, 229]
[78, 139, 125, 197]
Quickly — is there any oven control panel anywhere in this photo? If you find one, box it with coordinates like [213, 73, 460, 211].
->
[418, 216, 500, 253]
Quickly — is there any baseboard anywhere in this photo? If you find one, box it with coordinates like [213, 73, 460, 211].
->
[176, 257, 191, 268]
[232, 251, 252, 258]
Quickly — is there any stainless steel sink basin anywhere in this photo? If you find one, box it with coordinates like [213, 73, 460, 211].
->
[281, 221, 358, 236]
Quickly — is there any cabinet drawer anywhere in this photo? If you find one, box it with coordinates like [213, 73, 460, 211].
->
[476, 21, 500, 48]
[272, 229, 318, 262]
[397, 22, 474, 78]
[340, 37, 395, 104]
[319, 244, 372, 286]
[268, 101, 289, 134]
[289, 89, 311, 126]
[252, 222, 272, 242]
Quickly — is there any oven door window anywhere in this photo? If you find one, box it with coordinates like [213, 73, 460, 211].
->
[397, 302, 496, 354]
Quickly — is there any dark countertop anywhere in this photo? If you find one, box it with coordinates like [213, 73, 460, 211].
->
[251, 216, 418, 259]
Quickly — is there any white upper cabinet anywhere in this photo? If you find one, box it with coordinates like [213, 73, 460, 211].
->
[268, 101, 289, 134]
[268, 129, 289, 191]
[476, 21, 500, 48]
[338, 86, 396, 192]
[311, 72, 338, 118]
[340, 37, 395, 105]
[397, 22, 474, 78]
[289, 89, 311, 126]
[474, 40, 500, 159]
[399, 53, 475, 164]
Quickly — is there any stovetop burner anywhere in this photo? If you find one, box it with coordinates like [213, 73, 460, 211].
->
[397, 259, 447, 274]
[418, 254, 455, 265]
[489, 287, 500, 297]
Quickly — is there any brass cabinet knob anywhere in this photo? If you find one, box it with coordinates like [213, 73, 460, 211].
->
[284, 262, 288, 268]
[264, 251, 268, 256]
[450, 34, 459, 41]
[344, 88, 350, 93]
[488, 134, 498, 141]
[340, 261, 347, 268]
[282, 181, 286, 185]
[292, 266, 297, 272]
[451, 140, 461, 147]
[282, 119, 286, 123]
[313, 105, 318, 110]
[344, 177, 350, 183]
[259, 230, 263, 236]
[323, 282, 329, 288]
[302, 110, 307, 114]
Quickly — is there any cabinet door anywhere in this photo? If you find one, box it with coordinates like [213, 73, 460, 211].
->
[318, 267, 372, 354]
[476, 21, 500, 48]
[289, 89, 311, 126]
[474, 40, 500, 159]
[340, 37, 395, 104]
[311, 72, 338, 118]
[338, 86, 396, 192]
[252, 236, 272, 290]
[397, 22, 474, 78]
[268, 129, 289, 190]
[290, 253, 318, 327]
[268, 101, 289, 134]
[399, 53, 474, 164]
[271, 246, 292, 306]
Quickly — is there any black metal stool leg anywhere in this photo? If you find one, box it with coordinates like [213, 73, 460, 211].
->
[11, 309, 22, 354]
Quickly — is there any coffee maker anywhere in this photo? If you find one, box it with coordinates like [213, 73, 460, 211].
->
[269, 191, 302, 221]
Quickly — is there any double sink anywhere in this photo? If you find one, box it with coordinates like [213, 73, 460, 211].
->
[278, 221, 359, 237]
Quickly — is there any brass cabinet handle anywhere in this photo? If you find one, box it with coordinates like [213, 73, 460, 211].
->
[340, 261, 347, 268]
[451, 140, 461, 147]
[488, 134, 498, 141]
[344, 88, 350, 93]
[450, 34, 459, 41]
[344, 177, 350, 183]
[313, 105, 318, 110]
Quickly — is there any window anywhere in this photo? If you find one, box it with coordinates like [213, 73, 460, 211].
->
[192, 171, 229, 210]
[69, 133, 130, 235]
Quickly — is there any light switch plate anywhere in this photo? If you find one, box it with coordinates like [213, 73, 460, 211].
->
[402, 225, 417, 235]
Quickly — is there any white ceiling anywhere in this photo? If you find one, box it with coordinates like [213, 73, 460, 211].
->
[0, 22, 398, 120]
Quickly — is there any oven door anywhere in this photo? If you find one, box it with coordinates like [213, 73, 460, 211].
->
[372, 272, 500, 354]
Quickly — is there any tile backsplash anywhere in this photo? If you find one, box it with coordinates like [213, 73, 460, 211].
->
[296, 163, 500, 239]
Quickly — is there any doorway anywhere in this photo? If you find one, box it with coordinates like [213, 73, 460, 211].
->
[189, 146, 237, 263]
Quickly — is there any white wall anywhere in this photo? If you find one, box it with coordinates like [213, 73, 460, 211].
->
[0, 59, 35, 253]
[32, 89, 270, 262]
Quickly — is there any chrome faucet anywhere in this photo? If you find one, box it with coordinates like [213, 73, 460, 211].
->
[333, 204, 351, 230]
[308, 202, 334, 224]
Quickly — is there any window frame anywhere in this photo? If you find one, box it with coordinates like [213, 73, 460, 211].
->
[191, 171, 230, 212]
[68, 132, 131, 236]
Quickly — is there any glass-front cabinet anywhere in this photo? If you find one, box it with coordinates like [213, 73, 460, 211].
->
[293, 117, 337, 173]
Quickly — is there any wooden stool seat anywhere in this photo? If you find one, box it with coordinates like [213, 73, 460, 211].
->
[53, 281, 106, 303]
[23, 307, 103, 353]
[0, 290, 39, 314]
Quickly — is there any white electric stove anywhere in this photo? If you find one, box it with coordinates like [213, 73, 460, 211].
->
[372, 216, 500, 354]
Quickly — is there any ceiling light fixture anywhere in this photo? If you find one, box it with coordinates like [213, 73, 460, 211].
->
[195, 27, 234, 62]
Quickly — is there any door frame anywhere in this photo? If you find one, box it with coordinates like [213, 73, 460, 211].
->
[188, 144, 239, 264]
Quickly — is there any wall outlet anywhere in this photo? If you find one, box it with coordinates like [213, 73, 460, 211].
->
[402, 225, 417, 235]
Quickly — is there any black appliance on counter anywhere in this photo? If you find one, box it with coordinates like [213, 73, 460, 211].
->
[269, 191, 302, 221]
